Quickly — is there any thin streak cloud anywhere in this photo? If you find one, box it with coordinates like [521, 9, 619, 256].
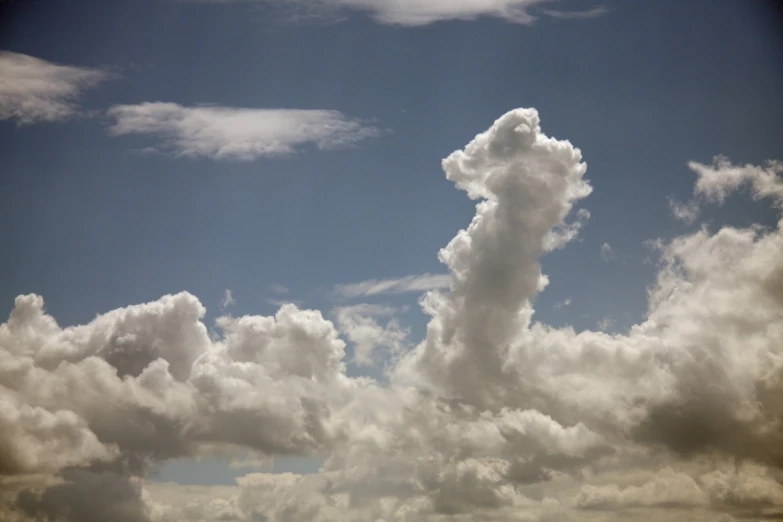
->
[333, 273, 452, 299]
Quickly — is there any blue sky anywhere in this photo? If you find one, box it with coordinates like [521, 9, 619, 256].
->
[2, 1, 783, 520]
[2, 0, 780, 335]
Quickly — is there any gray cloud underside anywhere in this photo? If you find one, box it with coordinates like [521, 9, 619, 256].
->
[2, 109, 783, 522]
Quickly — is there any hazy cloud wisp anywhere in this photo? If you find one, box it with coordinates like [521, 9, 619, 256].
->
[107, 102, 380, 160]
[0, 51, 111, 125]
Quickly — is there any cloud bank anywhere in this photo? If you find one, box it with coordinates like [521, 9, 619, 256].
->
[2, 108, 782, 522]
[107, 102, 380, 160]
[0, 51, 111, 125]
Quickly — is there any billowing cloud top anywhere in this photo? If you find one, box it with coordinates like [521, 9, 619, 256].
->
[0, 51, 111, 125]
[3, 108, 783, 522]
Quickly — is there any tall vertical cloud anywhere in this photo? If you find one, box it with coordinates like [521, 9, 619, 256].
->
[395, 108, 592, 410]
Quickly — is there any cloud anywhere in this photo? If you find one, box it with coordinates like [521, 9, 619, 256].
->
[575, 467, 708, 509]
[266, 298, 305, 307]
[332, 304, 408, 366]
[0, 51, 111, 125]
[333, 273, 451, 299]
[393, 108, 592, 409]
[575, 463, 783, 513]
[600, 242, 615, 261]
[14, 466, 151, 522]
[270, 284, 289, 295]
[539, 6, 608, 19]
[220, 290, 235, 311]
[3, 108, 783, 522]
[184, 0, 608, 26]
[668, 197, 701, 224]
[0, 395, 117, 475]
[690, 155, 783, 206]
[322, 0, 550, 26]
[553, 298, 571, 310]
[106, 102, 380, 160]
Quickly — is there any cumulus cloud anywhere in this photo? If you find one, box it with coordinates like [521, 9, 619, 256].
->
[0, 51, 111, 125]
[576, 467, 708, 510]
[394, 108, 593, 410]
[3, 108, 783, 522]
[333, 273, 451, 299]
[106, 102, 380, 160]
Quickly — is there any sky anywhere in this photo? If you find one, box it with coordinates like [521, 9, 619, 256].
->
[1, 0, 783, 521]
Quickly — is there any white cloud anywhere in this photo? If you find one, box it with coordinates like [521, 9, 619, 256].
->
[596, 317, 612, 331]
[666, 156, 783, 226]
[270, 284, 290, 294]
[220, 289, 235, 311]
[600, 242, 615, 261]
[3, 108, 783, 522]
[185, 0, 608, 26]
[0, 51, 111, 125]
[553, 298, 571, 310]
[324, 0, 550, 25]
[690, 155, 783, 205]
[106, 102, 380, 160]
[332, 304, 408, 366]
[0, 394, 117, 475]
[668, 197, 701, 224]
[393, 108, 592, 409]
[333, 273, 451, 299]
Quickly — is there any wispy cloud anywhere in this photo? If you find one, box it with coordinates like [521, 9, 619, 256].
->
[106, 102, 380, 161]
[270, 284, 290, 294]
[668, 197, 700, 225]
[220, 289, 235, 311]
[184, 0, 608, 26]
[0, 51, 112, 125]
[597, 317, 613, 331]
[267, 298, 305, 307]
[334, 273, 451, 299]
[600, 242, 616, 262]
[539, 6, 608, 19]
